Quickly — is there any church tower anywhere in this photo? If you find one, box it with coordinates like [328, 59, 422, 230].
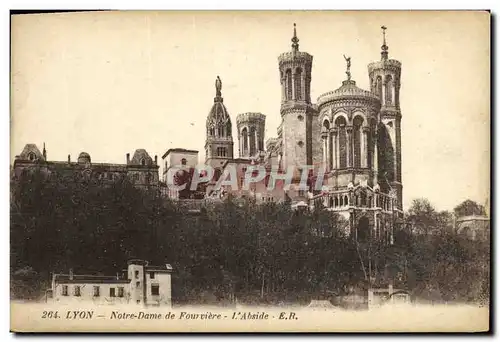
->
[236, 112, 266, 159]
[278, 24, 319, 176]
[205, 76, 234, 174]
[368, 27, 403, 210]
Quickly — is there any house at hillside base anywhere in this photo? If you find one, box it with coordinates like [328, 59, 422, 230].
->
[47, 259, 172, 307]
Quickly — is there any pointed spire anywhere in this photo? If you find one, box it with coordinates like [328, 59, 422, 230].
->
[42, 142, 47, 159]
[291, 23, 299, 52]
[381, 25, 389, 61]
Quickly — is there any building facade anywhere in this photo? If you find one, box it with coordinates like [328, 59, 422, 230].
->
[12, 144, 160, 189]
[49, 259, 173, 307]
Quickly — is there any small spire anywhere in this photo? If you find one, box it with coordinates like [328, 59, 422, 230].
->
[381, 25, 389, 61]
[42, 142, 47, 159]
[291, 23, 299, 52]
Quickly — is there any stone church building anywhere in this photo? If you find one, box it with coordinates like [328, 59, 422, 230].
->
[168, 25, 404, 241]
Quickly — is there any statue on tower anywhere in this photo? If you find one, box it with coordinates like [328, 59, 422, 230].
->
[343, 55, 351, 81]
[215, 76, 222, 97]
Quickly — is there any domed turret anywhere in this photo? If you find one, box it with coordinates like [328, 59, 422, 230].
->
[77, 152, 91, 164]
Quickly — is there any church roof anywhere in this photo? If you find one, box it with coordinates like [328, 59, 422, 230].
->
[207, 101, 231, 128]
[317, 80, 380, 107]
[206, 76, 232, 130]
[130, 149, 153, 166]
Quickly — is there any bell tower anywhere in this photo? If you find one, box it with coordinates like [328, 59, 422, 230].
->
[205, 76, 234, 172]
[368, 26, 403, 210]
[278, 24, 319, 175]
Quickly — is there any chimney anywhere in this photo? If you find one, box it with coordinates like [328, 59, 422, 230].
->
[69, 268, 74, 280]
[126, 153, 130, 164]
[154, 155, 158, 165]
[67, 154, 71, 164]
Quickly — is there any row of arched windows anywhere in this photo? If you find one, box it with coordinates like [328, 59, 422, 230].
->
[323, 115, 371, 169]
[207, 122, 232, 138]
[324, 193, 394, 210]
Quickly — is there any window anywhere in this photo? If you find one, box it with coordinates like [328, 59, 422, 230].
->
[117, 287, 124, 298]
[62, 285, 68, 296]
[141, 158, 146, 166]
[136, 281, 140, 288]
[336, 116, 347, 168]
[107, 173, 113, 180]
[181, 158, 187, 166]
[135, 270, 139, 279]
[217, 147, 227, 157]
[285, 69, 292, 100]
[93, 286, 100, 297]
[242, 127, 248, 154]
[385, 75, 393, 105]
[149, 272, 155, 279]
[294, 67, 303, 100]
[151, 284, 160, 296]
[28, 152, 36, 161]
[74, 286, 81, 297]
[110, 288, 116, 297]
[353, 116, 363, 168]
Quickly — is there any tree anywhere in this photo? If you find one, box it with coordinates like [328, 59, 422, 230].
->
[454, 199, 486, 218]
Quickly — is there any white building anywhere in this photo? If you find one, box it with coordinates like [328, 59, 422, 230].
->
[48, 259, 173, 307]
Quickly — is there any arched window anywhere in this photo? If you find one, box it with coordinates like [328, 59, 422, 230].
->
[385, 75, 393, 106]
[339, 196, 343, 206]
[353, 116, 363, 168]
[286, 69, 292, 100]
[226, 122, 232, 136]
[294, 67, 302, 100]
[28, 152, 36, 161]
[141, 159, 146, 166]
[242, 127, 248, 154]
[334, 197, 339, 207]
[344, 195, 348, 206]
[249, 127, 256, 156]
[376, 76, 383, 100]
[329, 197, 333, 208]
[335, 116, 347, 168]
[323, 119, 330, 131]
[181, 158, 187, 166]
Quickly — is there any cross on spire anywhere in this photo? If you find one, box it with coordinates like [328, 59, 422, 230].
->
[291, 23, 299, 52]
[381, 25, 389, 60]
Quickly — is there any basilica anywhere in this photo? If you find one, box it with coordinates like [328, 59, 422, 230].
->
[163, 24, 404, 241]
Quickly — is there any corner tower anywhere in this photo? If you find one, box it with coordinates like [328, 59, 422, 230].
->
[205, 76, 234, 172]
[278, 24, 318, 174]
[368, 26, 403, 210]
[236, 112, 266, 159]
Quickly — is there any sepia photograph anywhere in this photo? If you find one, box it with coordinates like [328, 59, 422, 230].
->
[9, 10, 490, 333]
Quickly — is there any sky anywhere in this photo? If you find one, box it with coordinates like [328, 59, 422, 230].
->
[10, 10, 490, 212]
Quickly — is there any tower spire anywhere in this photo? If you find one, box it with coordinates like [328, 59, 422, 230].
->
[42, 142, 47, 159]
[381, 25, 389, 61]
[291, 23, 299, 52]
